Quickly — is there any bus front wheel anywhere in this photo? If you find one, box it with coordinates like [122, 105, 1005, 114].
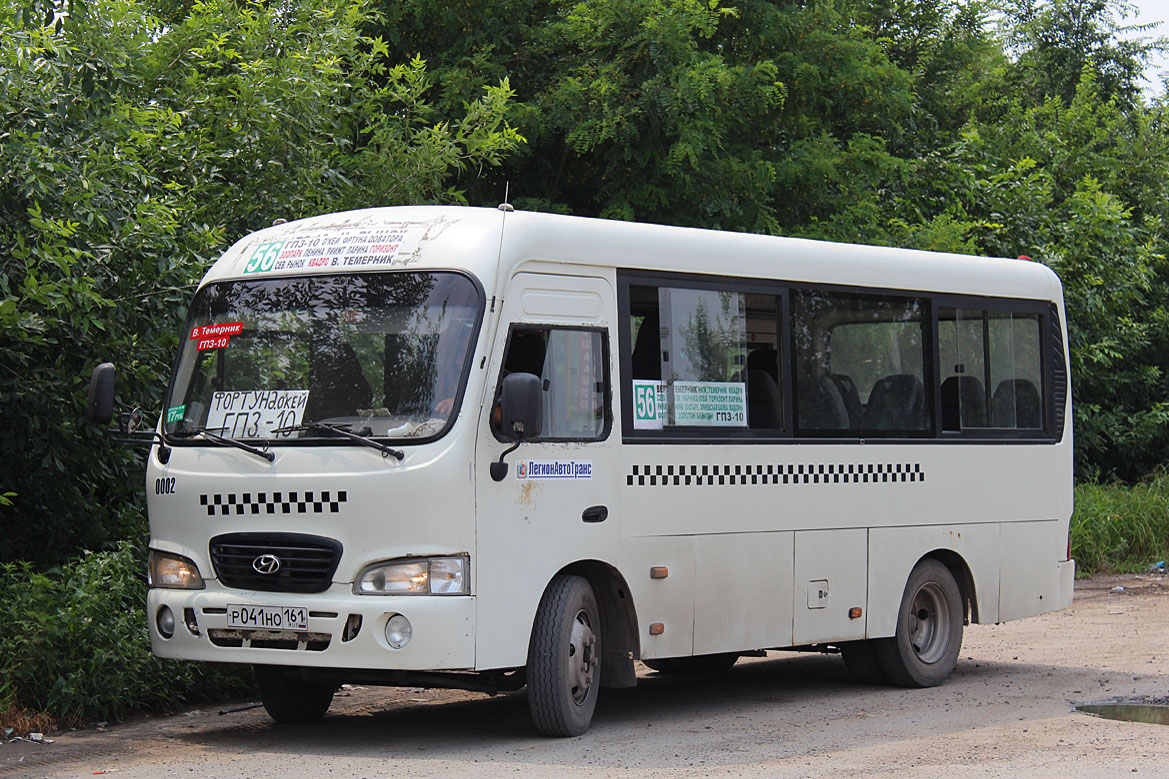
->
[876, 558, 964, 687]
[527, 574, 602, 737]
[253, 665, 335, 723]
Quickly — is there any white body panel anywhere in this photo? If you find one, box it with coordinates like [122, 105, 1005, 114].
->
[694, 532, 795, 654]
[793, 529, 868, 644]
[147, 205, 1074, 679]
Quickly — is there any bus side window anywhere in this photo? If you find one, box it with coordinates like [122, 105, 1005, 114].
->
[938, 307, 1044, 432]
[627, 282, 783, 432]
[988, 311, 1043, 429]
[792, 289, 930, 436]
[493, 326, 609, 441]
[630, 310, 661, 380]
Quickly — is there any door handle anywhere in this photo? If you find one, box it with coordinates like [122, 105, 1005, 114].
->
[582, 505, 608, 523]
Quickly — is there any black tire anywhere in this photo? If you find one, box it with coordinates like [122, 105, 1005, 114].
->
[839, 640, 890, 684]
[253, 665, 335, 724]
[527, 575, 602, 737]
[876, 558, 964, 688]
[643, 652, 738, 675]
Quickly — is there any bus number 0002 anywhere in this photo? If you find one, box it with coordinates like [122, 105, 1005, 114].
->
[155, 477, 176, 495]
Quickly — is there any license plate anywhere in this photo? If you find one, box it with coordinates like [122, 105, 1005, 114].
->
[226, 604, 308, 631]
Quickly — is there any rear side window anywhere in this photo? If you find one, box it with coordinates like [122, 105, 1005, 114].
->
[938, 308, 1044, 432]
[619, 270, 1059, 443]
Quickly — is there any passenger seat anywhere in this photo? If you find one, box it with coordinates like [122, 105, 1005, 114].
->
[991, 379, 1042, 428]
[940, 375, 986, 430]
[864, 374, 926, 430]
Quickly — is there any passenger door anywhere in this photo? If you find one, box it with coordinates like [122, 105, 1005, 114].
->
[473, 273, 621, 671]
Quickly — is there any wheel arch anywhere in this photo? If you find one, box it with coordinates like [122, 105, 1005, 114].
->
[553, 560, 640, 688]
[920, 548, 979, 624]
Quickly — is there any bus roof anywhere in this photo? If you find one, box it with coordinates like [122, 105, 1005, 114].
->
[202, 205, 1064, 303]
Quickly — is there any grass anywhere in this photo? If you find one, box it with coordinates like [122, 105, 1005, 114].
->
[1072, 471, 1169, 575]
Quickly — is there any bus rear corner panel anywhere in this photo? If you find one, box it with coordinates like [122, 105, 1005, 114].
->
[998, 519, 1073, 621]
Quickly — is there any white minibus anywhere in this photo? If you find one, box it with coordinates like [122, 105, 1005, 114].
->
[87, 205, 1074, 736]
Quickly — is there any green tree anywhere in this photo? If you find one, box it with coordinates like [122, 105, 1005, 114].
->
[1042, 177, 1165, 479]
[0, 0, 522, 563]
[998, 0, 1165, 108]
[380, 0, 790, 230]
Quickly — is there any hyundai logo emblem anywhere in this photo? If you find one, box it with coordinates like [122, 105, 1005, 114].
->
[252, 554, 281, 575]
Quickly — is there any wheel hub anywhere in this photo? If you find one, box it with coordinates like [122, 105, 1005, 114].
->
[568, 609, 597, 704]
[908, 581, 950, 664]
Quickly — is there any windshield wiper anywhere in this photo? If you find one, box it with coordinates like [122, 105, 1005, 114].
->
[270, 422, 405, 460]
[171, 426, 275, 462]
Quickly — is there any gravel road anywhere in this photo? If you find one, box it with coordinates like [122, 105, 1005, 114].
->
[4, 574, 1167, 778]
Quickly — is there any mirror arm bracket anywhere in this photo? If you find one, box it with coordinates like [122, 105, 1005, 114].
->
[110, 431, 172, 464]
[489, 441, 522, 482]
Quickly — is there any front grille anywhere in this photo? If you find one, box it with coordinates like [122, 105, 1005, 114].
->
[209, 532, 342, 593]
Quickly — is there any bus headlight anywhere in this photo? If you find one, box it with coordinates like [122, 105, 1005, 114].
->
[355, 555, 469, 595]
[149, 550, 205, 589]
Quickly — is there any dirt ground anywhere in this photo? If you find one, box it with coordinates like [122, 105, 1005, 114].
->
[3, 574, 1168, 778]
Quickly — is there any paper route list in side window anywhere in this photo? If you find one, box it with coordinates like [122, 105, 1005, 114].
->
[629, 283, 783, 432]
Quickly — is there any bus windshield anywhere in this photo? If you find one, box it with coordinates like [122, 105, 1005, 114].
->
[164, 272, 481, 443]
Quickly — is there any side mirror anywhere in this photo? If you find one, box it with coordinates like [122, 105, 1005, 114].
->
[86, 363, 116, 425]
[489, 372, 543, 482]
[499, 372, 543, 441]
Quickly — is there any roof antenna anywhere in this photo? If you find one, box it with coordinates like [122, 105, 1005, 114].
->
[498, 181, 514, 212]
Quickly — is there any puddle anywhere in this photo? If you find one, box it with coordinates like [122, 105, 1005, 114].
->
[1076, 703, 1169, 725]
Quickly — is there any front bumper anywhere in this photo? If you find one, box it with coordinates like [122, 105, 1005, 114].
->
[148, 583, 475, 670]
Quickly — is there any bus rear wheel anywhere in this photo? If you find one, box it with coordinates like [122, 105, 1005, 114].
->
[644, 653, 738, 675]
[527, 574, 602, 737]
[876, 558, 964, 687]
[253, 665, 335, 723]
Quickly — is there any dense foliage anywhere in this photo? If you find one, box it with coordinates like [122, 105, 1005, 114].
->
[0, 540, 253, 724]
[0, 0, 521, 562]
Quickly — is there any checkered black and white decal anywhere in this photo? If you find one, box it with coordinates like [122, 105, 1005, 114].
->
[199, 491, 347, 516]
[625, 463, 924, 487]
